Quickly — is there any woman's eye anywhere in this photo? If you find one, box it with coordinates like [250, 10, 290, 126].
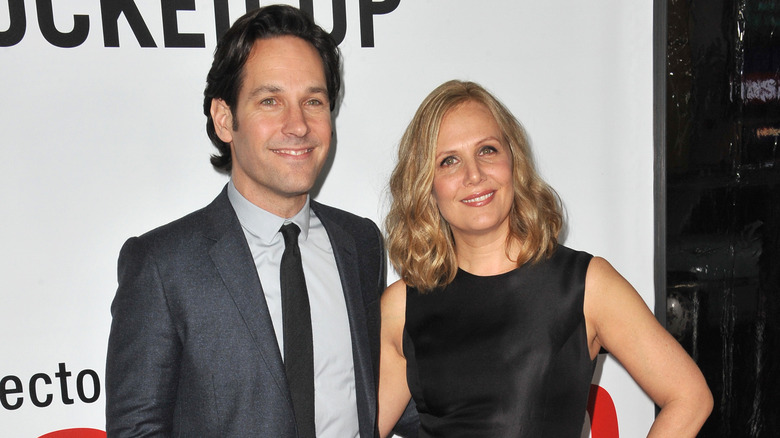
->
[440, 156, 457, 167]
[479, 145, 498, 155]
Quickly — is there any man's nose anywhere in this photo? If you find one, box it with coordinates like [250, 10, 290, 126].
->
[282, 105, 310, 137]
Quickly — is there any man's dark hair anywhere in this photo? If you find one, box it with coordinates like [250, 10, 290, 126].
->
[203, 4, 342, 172]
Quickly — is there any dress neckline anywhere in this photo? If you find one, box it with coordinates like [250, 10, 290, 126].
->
[456, 263, 526, 279]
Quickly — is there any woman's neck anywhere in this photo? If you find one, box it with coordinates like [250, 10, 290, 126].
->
[454, 232, 520, 276]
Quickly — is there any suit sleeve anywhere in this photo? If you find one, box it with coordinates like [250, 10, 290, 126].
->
[105, 237, 181, 437]
[392, 400, 420, 438]
[373, 219, 387, 294]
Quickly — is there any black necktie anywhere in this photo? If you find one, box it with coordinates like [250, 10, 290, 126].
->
[279, 223, 315, 437]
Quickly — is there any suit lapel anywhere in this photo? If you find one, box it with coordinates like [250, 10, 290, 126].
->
[204, 188, 292, 407]
[201, 191, 377, 435]
[313, 203, 377, 437]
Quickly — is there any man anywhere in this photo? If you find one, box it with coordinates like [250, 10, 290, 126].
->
[106, 5, 415, 437]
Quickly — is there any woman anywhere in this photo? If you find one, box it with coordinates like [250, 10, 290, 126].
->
[378, 80, 712, 437]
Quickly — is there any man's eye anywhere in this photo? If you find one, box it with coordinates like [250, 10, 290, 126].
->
[306, 98, 323, 106]
[260, 98, 276, 105]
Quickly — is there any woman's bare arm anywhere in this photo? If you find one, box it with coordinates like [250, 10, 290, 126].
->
[378, 280, 414, 438]
[584, 257, 713, 437]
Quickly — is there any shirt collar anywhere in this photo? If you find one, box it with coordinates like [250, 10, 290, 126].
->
[227, 180, 312, 243]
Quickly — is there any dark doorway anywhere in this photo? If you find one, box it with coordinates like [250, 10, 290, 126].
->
[658, 0, 780, 436]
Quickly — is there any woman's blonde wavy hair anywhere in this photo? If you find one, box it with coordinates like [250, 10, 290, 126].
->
[386, 80, 563, 292]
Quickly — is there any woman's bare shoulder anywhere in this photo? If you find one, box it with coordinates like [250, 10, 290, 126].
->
[381, 279, 408, 319]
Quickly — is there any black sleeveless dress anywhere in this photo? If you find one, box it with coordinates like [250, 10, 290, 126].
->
[403, 245, 595, 437]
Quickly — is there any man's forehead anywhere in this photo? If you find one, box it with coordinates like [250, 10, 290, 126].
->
[247, 36, 322, 65]
[236, 36, 328, 96]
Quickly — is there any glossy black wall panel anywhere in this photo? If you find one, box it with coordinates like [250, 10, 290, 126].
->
[663, 0, 780, 436]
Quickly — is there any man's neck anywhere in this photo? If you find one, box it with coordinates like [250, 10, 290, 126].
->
[231, 180, 308, 219]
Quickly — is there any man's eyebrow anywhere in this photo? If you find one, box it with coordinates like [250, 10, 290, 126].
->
[247, 85, 282, 99]
[246, 85, 329, 100]
[308, 86, 328, 96]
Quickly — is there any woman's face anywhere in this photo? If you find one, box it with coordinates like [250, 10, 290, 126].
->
[431, 100, 514, 242]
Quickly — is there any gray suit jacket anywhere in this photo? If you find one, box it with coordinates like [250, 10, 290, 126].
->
[105, 187, 388, 437]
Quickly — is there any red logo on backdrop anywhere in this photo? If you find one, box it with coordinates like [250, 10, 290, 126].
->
[587, 384, 619, 438]
[38, 429, 105, 438]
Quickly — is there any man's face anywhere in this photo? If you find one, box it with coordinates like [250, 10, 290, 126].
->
[211, 36, 332, 218]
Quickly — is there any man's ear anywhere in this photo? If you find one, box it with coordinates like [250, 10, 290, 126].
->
[210, 98, 234, 143]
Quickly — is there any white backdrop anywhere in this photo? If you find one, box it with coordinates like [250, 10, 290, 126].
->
[1, 1, 654, 436]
